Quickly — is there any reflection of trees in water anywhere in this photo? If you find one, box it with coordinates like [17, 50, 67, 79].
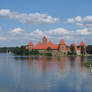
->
[14, 56, 28, 61]
[59, 56, 66, 72]
[28, 57, 33, 69]
[46, 57, 58, 72]
[69, 56, 86, 71]
[41, 56, 47, 75]
[69, 56, 76, 69]
[14, 56, 87, 74]
[80, 56, 86, 71]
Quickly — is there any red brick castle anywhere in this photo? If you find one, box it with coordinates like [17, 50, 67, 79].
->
[26, 36, 86, 55]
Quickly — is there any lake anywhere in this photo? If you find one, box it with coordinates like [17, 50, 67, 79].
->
[0, 53, 92, 92]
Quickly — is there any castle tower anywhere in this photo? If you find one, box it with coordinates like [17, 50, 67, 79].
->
[28, 41, 33, 51]
[59, 39, 66, 53]
[80, 41, 86, 48]
[71, 42, 77, 51]
[80, 41, 86, 53]
[42, 36, 47, 44]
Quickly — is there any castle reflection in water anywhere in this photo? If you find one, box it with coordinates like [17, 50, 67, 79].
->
[14, 56, 87, 75]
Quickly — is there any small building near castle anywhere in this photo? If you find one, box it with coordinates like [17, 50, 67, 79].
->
[26, 36, 86, 55]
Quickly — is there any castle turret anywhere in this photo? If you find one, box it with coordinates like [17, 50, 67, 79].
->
[42, 36, 47, 44]
[28, 41, 33, 51]
[59, 39, 66, 53]
[80, 41, 86, 53]
[71, 42, 77, 51]
[80, 41, 86, 47]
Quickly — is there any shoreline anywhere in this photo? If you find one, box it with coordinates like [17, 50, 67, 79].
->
[12, 53, 92, 57]
[0, 52, 92, 57]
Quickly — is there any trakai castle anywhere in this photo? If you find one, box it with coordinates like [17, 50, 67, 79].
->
[26, 36, 86, 55]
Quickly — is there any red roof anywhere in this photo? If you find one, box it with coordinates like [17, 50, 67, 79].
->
[59, 39, 66, 45]
[71, 42, 76, 47]
[48, 41, 53, 45]
[80, 41, 85, 46]
[33, 41, 58, 50]
[28, 41, 33, 46]
[27, 37, 86, 51]
[51, 44, 58, 49]
[33, 42, 42, 49]
[66, 48, 70, 51]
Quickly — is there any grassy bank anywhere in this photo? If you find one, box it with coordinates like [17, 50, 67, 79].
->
[84, 61, 92, 67]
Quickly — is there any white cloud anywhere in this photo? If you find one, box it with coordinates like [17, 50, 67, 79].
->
[8, 28, 24, 35]
[83, 16, 92, 27]
[31, 29, 44, 36]
[47, 28, 69, 35]
[24, 27, 92, 41]
[84, 16, 92, 22]
[0, 26, 92, 45]
[0, 9, 60, 25]
[24, 28, 70, 39]
[26, 29, 44, 38]
[76, 28, 92, 35]
[23, 28, 90, 44]
[65, 18, 75, 24]
[75, 16, 82, 22]
[65, 16, 92, 27]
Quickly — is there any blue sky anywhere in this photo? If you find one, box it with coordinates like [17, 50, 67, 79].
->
[0, 0, 92, 47]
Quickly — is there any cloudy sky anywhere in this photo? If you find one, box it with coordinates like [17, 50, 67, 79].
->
[0, 0, 92, 47]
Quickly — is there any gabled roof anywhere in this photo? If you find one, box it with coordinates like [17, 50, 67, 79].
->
[33, 42, 42, 49]
[59, 39, 66, 45]
[48, 41, 53, 45]
[80, 41, 85, 46]
[28, 41, 33, 46]
[33, 41, 58, 50]
[33, 42, 48, 50]
[48, 41, 54, 48]
[51, 44, 58, 49]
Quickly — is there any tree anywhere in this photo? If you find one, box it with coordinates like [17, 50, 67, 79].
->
[70, 45, 76, 55]
[86, 45, 92, 54]
[11, 46, 29, 55]
[81, 46, 85, 55]
[47, 47, 52, 51]
[31, 50, 39, 55]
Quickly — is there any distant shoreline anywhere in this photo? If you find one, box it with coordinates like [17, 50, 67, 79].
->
[0, 46, 92, 56]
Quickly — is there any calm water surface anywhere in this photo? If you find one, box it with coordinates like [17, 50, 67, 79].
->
[0, 53, 92, 92]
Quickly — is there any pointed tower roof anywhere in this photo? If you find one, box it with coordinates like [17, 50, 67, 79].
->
[28, 41, 33, 46]
[43, 36, 47, 40]
[42, 36, 47, 44]
[71, 42, 76, 47]
[33, 42, 42, 49]
[59, 39, 66, 45]
[80, 41, 85, 46]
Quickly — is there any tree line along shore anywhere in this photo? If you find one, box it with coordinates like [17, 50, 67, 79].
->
[0, 45, 92, 56]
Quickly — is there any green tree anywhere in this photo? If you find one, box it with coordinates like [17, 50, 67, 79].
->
[47, 47, 52, 51]
[86, 45, 92, 54]
[81, 46, 85, 55]
[12, 46, 29, 55]
[70, 45, 76, 55]
[31, 50, 39, 55]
